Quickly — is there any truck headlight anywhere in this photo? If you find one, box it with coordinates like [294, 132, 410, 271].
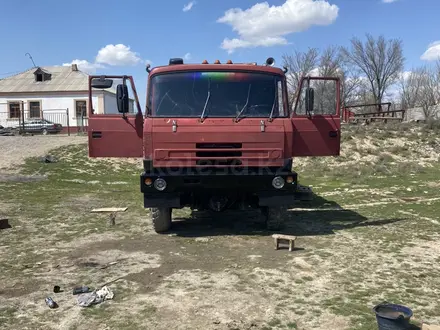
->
[153, 178, 167, 191]
[272, 176, 285, 189]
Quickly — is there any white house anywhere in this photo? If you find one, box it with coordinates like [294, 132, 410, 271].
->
[0, 64, 134, 133]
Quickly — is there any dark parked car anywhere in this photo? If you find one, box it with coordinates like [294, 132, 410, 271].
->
[0, 125, 17, 136]
[13, 119, 63, 135]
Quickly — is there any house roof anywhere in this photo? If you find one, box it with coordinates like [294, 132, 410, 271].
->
[0, 65, 90, 93]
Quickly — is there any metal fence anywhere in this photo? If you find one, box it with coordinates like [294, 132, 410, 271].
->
[0, 101, 89, 136]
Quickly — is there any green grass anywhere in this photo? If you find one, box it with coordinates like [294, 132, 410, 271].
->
[1, 123, 440, 330]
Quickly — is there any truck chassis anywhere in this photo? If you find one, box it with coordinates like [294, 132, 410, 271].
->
[140, 160, 311, 232]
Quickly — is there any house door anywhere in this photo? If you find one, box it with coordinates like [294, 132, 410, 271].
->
[75, 100, 87, 133]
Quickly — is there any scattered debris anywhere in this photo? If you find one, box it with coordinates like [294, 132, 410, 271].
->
[272, 234, 297, 252]
[100, 261, 118, 269]
[39, 155, 57, 163]
[195, 237, 210, 243]
[91, 207, 128, 213]
[53, 285, 61, 293]
[108, 212, 116, 226]
[73, 286, 92, 295]
[0, 218, 11, 230]
[77, 286, 114, 307]
[45, 297, 58, 309]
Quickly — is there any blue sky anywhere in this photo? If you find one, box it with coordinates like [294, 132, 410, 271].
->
[0, 0, 438, 107]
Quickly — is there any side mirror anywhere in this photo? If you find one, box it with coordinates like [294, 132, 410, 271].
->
[116, 84, 129, 113]
[91, 77, 113, 89]
[305, 87, 314, 114]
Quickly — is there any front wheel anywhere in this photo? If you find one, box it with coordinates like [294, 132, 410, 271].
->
[262, 206, 285, 231]
[151, 207, 172, 233]
[42, 128, 48, 135]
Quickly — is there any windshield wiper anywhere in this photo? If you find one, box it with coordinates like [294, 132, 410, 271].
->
[268, 85, 278, 122]
[234, 84, 252, 122]
[200, 78, 211, 122]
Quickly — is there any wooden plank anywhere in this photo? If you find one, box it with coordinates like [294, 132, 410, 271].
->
[272, 234, 297, 240]
[369, 117, 403, 120]
[91, 207, 127, 213]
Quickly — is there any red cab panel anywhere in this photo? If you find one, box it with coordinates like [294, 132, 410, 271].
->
[88, 114, 143, 158]
[291, 116, 340, 156]
[87, 75, 144, 158]
[291, 77, 341, 157]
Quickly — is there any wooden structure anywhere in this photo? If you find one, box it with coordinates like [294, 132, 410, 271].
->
[342, 102, 406, 123]
[272, 234, 296, 252]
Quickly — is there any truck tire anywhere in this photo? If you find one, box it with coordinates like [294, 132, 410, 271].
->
[263, 206, 285, 231]
[151, 207, 172, 233]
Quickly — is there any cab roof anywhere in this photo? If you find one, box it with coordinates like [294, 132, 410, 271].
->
[148, 58, 286, 76]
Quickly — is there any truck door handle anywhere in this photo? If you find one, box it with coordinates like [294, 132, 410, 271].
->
[92, 131, 102, 138]
[329, 130, 338, 138]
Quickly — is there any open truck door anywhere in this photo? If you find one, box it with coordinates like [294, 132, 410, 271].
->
[87, 75, 143, 157]
[291, 77, 341, 157]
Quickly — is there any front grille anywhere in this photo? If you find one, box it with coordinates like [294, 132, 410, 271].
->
[196, 143, 242, 149]
[196, 159, 243, 166]
[196, 143, 242, 158]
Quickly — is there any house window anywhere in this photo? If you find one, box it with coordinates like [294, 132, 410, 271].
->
[9, 102, 21, 119]
[75, 100, 87, 118]
[36, 74, 43, 82]
[29, 101, 41, 118]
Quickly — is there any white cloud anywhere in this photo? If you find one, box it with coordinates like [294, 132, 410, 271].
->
[95, 44, 141, 66]
[183, 52, 192, 60]
[62, 59, 104, 74]
[217, 0, 339, 54]
[382, 0, 399, 3]
[183, 1, 195, 12]
[220, 37, 289, 53]
[399, 70, 412, 81]
[421, 41, 440, 61]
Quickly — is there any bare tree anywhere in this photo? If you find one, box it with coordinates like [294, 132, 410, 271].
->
[418, 62, 440, 119]
[399, 62, 440, 119]
[399, 67, 426, 109]
[318, 45, 342, 77]
[282, 48, 319, 105]
[341, 34, 404, 111]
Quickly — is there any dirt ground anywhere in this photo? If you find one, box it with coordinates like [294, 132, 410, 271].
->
[0, 135, 87, 170]
[1, 123, 440, 330]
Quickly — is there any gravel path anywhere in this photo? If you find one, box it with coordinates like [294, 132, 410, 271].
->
[0, 135, 87, 170]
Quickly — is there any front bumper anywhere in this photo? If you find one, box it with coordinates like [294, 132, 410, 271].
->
[140, 167, 309, 208]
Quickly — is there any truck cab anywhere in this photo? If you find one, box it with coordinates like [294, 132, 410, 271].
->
[87, 57, 341, 233]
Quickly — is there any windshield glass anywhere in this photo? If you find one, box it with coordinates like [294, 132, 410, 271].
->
[148, 71, 286, 118]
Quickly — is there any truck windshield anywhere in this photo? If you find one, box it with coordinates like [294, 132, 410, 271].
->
[148, 71, 286, 118]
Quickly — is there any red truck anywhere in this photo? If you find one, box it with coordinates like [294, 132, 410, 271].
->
[88, 57, 341, 233]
